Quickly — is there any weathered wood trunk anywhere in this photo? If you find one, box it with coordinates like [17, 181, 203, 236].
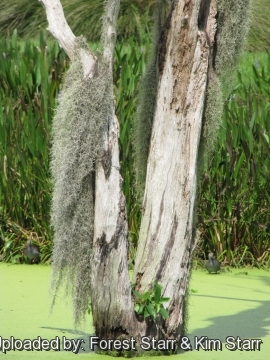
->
[90, 111, 138, 338]
[133, 0, 217, 339]
[42, 0, 239, 349]
[89, 0, 140, 341]
[41, 0, 138, 338]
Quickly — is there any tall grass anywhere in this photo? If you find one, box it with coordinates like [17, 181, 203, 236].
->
[0, 31, 148, 263]
[0, 31, 67, 262]
[0, 0, 269, 51]
[114, 38, 150, 250]
[247, 0, 270, 51]
[0, 0, 156, 42]
[0, 30, 269, 268]
[198, 54, 270, 267]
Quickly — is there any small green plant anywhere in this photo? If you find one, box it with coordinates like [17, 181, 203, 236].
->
[132, 281, 169, 320]
[87, 302, 92, 315]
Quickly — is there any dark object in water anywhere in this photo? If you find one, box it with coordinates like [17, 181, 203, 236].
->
[23, 240, 40, 263]
[205, 252, 220, 273]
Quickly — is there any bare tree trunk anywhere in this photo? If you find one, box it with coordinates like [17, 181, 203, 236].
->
[42, 0, 250, 351]
[40, 0, 138, 337]
[89, 0, 140, 340]
[42, 0, 217, 343]
[90, 110, 137, 338]
[133, 0, 217, 339]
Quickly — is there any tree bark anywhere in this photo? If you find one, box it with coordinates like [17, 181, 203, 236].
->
[89, 0, 141, 341]
[41, 0, 137, 339]
[42, 0, 241, 350]
[133, 0, 217, 339]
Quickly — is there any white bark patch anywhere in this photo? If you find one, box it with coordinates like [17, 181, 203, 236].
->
[90, 0, 138, 338]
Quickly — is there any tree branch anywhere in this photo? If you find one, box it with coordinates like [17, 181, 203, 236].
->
[39, 0, 97, 78]
[39, 0, 76, 59]
[102, 0, 120, 67]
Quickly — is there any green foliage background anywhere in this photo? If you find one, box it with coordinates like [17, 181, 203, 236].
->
[0, 31, 67, 263]
[198, 54, 270, 267]
[0, 0, 156, 42]
[0, 0, 269, 51]
[0, 0, 269, 268]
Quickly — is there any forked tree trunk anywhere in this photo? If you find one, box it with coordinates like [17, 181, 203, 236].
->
[41, 0, 245, 350]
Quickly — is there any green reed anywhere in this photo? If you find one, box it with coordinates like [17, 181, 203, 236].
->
[0, 31, 67, 261]
[0, 30, 269, 268]
[197, 53, 270, 267]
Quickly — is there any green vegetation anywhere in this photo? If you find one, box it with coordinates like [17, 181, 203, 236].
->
[0, 30, 67, 263]
[0, 0, 270, 269]
[0, 0, 269, 51]
[0, 0, 156, 43]
[197, 54, 270, 268]
[247, 0, 270, 51]
[114, 39, 149, 249]
[132, 281, 169, 320]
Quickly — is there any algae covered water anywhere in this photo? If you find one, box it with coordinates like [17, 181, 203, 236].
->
[0, 263, 269, 359]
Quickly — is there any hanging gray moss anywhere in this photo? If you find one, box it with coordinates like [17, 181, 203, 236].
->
[134, 1, 168, 201]
[200, 0, 251, 166]
[50, 37, 113, 327]
[215, 0, 251, 80]
[200, 73, 224, 163]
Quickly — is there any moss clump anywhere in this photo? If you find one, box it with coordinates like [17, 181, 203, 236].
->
[98, 348, 174, 357]
[133, 1, 169, 201]
[200, 0, 251, 167]
[201, 73, 223, 163]
[134, 19, 159, 200]
[215, 0, 251, 88]
[50, 37, 113, 326]
[97, 348, 138, 358]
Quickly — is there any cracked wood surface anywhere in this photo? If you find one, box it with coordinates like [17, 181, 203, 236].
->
[41, 0, 135, 338]
[42, 0, 219, 342]
[133, 0, 218, 337]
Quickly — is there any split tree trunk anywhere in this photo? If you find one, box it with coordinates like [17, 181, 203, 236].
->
[42, 0, 218, 347]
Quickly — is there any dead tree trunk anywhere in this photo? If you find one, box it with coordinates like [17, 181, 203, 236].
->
[42, 0, 250, 351]
[88, 1, 138, 340]
[41, 0, 137, 335]
[133, 0, 217, 339]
